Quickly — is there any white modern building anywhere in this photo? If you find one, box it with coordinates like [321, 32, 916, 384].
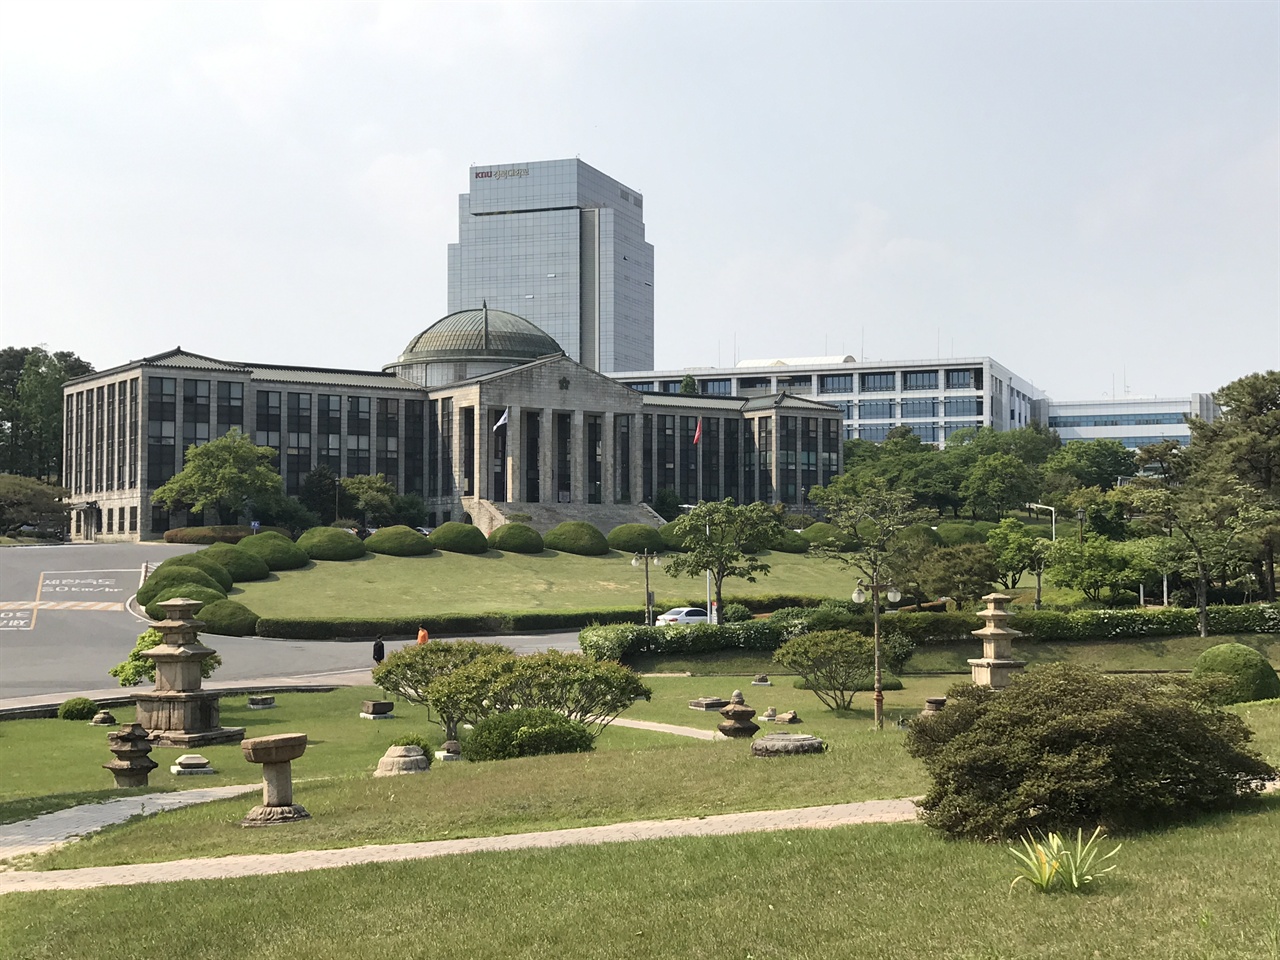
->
[447, 159, 654, 374]
[1036, 394, 1218, 448]
[612, 355, 1043, 446]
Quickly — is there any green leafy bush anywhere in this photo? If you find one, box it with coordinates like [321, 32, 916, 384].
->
[769, 529, 810, 554]
[793, 672, 904, 692]
[905, 664, 1277, 840]
[543, 521, 609, 556]
[799, 521, 854, 550]
[1192, 643, 1280, 704]
[773, 630, 876, 711]
[429, 521, 489, 555]
[462, 708, 594, 762]
[57, 697, 98, 721]
[936, 522, 987, 546]
[487, 522, 544, 554]
[606, 523, 665, 553]
[197, 599, 260, 637]
[163, 524, 291, 544]
[153, 553, 233, 591]
[109, 628, 222, 686]
[495, 651, 651, 739]
[236, 530, 310, 570]
[200, 542, 271, 582]
[390, 733, 435, 752]
[297, 526, 367, 561]
[579, 619, 787, 661]
[136, 566, 227, 607]
[721, 602, 753, 623]
[144, 585, 228, 621]
[658, 521, 689, 552]
[365, 525, 433, 557]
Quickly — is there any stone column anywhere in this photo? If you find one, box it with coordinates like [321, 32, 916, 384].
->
[507, 404, 522, 503]
[570, 410, 585, 503]
[539, 409, 554, 505]
[630, 413, 645, 505]
[601, 412, 614, 504]
[477, 404, 491, 499]
[241, 733, 310, 826]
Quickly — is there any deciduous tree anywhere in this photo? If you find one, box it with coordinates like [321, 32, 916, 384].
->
[150, 429, 283, 523]
[661, 499, 785, 619]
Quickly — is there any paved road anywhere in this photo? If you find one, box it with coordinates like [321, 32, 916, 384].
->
[0, 543, 580, 700]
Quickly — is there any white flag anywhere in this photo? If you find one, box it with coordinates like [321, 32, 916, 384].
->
[493, 407, 509, 432]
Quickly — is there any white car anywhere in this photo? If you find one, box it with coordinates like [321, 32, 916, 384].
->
[655, 607, 708, 626]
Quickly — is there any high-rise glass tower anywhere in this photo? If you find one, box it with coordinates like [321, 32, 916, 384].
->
[447, 158, 654, 372]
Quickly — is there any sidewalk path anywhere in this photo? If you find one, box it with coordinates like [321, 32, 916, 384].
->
[0, 797, 919, 893]
[0, 784, 260, 863]
[608, 717, 717, 740]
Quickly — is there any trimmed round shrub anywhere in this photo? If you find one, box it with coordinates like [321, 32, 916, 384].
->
[793, 672, 904, 692]
[57, 697, 98, 721]
[488, 523, 544, 554]
[237, 530, 310, 570]
[800, 521, 854, 550]
[936, 522, 986, 546]
[659, 521, 689, 552]
[721, 602, 754, 623]
[544, 521, 608, 556]
[1192, 643, 1280, 705]
[429, 521, 489, 555]
[905, 663, 1277, 840]
[197, 599, 260, 637]
[144, 585, 227, 621]
[137, 566, 227, 606]
[200, 542, 271, 582]
[153, 553, 233, 592]
[463, 708, 595, 762]
[297, 526, 367, 561]
[365, 525, 433, 557]
[607, 523, 665, 553]
[770, 529, 810, 554]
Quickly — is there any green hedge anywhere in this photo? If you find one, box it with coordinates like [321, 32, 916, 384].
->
[1008, 605, 1280, 641]
[769, 529, 810, 554]
[799, 521, 854, 550]
[429, 521, 489, 555]
[297, 526, 367, 561]
[137, 566, 227, 606]
[543, 521, 609, 556]
[658, 521, 688, 552]
[153, 553, 233, 592]
[197, 599, 261, 637]
[144, 584, 228, 621]
[236, 531, 310, 570]
[255, 608, 646, 640]
[488, 523, 544, 554]
[163, 524, 291, 544]
[579, 620, 785, 661]
[200, 542, 271, 582]
[606, 523, 665, 554]
[365, 525, 434, 557]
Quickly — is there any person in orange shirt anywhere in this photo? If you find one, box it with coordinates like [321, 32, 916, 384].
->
[417, 625, 429, 645]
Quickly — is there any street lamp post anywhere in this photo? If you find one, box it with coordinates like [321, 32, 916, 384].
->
[1077, 508, 1086, 544]
[679, 504, 713, 623]
[852, 579, 902, 730]
[631, 552, 662, 626]
[1025, 502, 1056, 540]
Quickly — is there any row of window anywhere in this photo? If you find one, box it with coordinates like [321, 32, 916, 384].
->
[65, 379, 140, 496]
[629, 367, 986, 397]
[855, 421, 984, 442]
[1047, 413, 1187, 428]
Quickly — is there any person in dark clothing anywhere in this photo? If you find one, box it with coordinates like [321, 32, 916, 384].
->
[372, 635, 385, 666]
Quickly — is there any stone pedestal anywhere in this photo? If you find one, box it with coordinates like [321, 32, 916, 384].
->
[241, 733, 310, 826]
[689, 696, 730, 711]
[968, 593, 1027, 690]
[248, 695, 275, 710]
[375, 745, 431, 776]
[103, 724, 158, 787]
[435, 739, 463, 762]
[134, 598, 245, 748]
[360, 700, 395, 720]
[751, 675, 772, 687]
[718, 690, 760, 739]
[170, 753, 215, 775]
[90, 710, 117, 726]
[751, 733, 826, 757]
[922, 697, 947, 716]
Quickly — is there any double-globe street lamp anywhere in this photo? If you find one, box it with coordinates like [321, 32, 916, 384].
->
[631, 551, 662, 626]
[852, 579, 902, 731]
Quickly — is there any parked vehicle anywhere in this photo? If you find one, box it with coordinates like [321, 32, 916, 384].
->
[655, 607, 708, 626]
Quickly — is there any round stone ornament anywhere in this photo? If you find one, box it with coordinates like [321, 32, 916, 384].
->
[750, 732, 826, 757]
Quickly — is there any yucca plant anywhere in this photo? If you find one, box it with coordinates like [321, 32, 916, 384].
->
[1059, 827, 1122, 890]
[1009, 827, 1121, 893]
[1008, 832, 1067, 893]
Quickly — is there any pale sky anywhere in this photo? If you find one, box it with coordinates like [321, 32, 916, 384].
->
[3, 1, 1276, 401]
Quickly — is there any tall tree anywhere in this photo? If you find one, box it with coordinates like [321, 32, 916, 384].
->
[341, 474, 397, 526]
[0, 476, 69, 533]
[151, 429, 283, 524]
[1043, 439, 1137, 492]
[661, 499, 785, 620]
[0, 346, 94, 479]
[959, 452, 1038, 519]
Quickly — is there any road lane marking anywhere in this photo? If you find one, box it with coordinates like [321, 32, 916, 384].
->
[0, 600, 126, 611]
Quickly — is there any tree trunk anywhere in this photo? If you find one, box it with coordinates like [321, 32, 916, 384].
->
[1267, 539, 1276, 601]
[1196, 561, 1209, 639]
[1034, 570, 1043, 610]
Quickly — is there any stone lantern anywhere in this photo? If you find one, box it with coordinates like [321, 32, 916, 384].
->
[717, 690, 760, 739]
[103, 723, 158, 787]
[133, 598, 245, 747]
[967, 593, 1027, 690]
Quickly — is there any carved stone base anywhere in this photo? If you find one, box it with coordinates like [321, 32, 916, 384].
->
[751, 733, 826, 757]
[241, 804, 311, 826]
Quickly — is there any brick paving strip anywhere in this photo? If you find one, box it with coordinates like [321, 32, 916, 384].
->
[0, 797, 920, 894]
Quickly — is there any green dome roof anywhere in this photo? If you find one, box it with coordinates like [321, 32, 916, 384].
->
[396, 305, 562, 363]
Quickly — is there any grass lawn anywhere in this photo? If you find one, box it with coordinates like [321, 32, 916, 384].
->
[3, 801, 1278, 960]
[228, 548, 856, 618]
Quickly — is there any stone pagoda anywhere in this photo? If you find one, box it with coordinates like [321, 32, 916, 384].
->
[967, 593, 1027, 690]
[134, 597, 245, 748]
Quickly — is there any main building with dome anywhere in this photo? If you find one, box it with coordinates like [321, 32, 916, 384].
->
[61, 304, 844, 542]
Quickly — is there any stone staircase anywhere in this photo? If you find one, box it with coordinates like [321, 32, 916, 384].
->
[462, 498, 664, 536]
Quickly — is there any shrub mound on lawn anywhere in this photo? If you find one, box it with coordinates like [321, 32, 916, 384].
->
[658, 521, 688, 552]
[197, 599, 260, 637]
[543, 521, 608, 556]
[429, 521, 489, 555]
[136, 566, 227, 607]
[57, 697, 98, 721]
[721, 602, 753, 623]
[936, 522, 987, 546]
[144, 585, 228, 621]
[153, 553, 233, 592]
[297, 526, 367, 561]
[365, 525, 433, 557]
[1192, 643, 1280, 704]
[236, 531, 310, 570]
[606, 523, 664, 554]
[905, 663, 1277, 840]
[800, 521, 854, 551]
[163, 524, 292, 544]
[770, 529, 810, 554]
[462, 708, 594, 762]
[199, 542, 271, 582]
[487, 523, 544, 554]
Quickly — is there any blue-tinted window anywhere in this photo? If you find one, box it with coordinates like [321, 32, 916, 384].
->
[901, 398, 938, 419]
[859, 423, 894, 441]
[903, 371, 939, 391]
[819, 374, 854, 394]
[859, 400, 895, 419]
[860, 372, 895, 393]
[944, 398, 982, 417]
